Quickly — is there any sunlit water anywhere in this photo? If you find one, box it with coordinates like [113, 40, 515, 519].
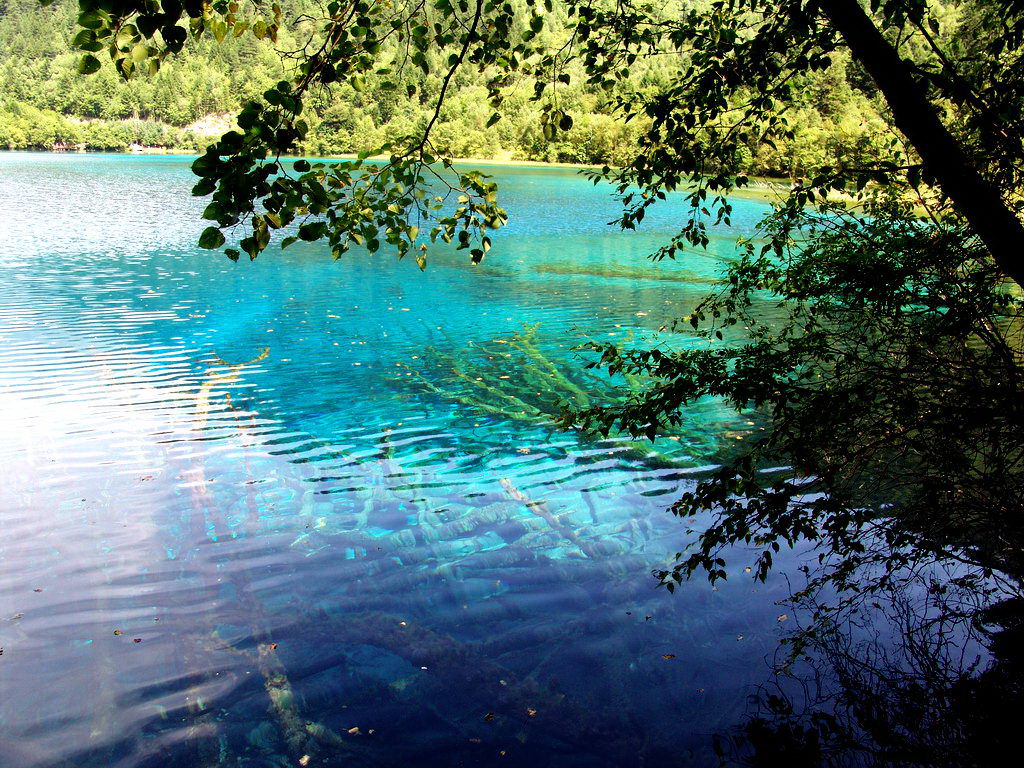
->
[0, 153, 798, 767]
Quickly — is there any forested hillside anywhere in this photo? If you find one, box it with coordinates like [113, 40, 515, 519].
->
[0, 0, 889, 174]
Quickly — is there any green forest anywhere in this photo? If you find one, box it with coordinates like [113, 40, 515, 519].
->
[0, 0, 889, 174]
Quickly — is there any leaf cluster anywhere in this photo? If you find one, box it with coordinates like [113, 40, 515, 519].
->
[68, 0, 282, 78]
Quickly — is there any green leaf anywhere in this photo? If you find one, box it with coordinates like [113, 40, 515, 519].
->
[77, 11, 104, 30]
[72, 29, 96, 48]
[198, 227, 226, 250]
[298, 222, 327, 241]
[78, 54, 101, 75]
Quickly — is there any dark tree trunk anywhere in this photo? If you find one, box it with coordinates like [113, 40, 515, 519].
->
[819, 0, 1024, 287]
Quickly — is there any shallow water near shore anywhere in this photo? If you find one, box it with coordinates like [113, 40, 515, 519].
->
[0, 153, 798, 767]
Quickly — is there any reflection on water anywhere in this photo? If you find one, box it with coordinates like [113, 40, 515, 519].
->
[721, 576, 1021, 768]
[0, 153, 795, 767]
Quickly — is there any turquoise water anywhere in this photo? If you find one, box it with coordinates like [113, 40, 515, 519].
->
[0, 153, 796, 767]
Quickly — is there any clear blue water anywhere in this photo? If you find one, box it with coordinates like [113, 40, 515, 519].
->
[0, 153, 797, 767]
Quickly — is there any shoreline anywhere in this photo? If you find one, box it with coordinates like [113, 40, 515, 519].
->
[1, 147, 794, 197]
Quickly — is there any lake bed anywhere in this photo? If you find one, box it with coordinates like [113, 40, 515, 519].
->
[0, 153, 796, 768]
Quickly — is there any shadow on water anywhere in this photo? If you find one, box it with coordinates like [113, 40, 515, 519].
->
[715, 573, 1024, 768]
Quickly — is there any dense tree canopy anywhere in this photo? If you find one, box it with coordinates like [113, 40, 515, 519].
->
[4, 1, 889, 167]
[42, 0, 1024, 649]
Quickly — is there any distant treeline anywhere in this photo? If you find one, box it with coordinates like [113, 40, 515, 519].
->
[0, 0, 889, 174]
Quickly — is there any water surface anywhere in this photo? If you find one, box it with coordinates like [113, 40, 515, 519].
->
[0, 153, 795, 767]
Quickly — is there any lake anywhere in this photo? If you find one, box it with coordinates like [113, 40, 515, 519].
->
[0, 153, 797, 767]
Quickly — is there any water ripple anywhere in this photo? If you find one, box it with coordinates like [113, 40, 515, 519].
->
[0, 153, 790, 768]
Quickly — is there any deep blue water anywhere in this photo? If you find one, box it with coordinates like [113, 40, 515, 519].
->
[0, 153, 798, 767]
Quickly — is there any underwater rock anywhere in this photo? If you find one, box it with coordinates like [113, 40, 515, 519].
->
[492, 518, 534, 543]
[245, 721, 279, 752]
[578, 536, 632, 559]
[295, 611, 652, 765]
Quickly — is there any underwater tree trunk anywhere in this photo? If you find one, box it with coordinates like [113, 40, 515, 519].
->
[820, 0, 1024, 287]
